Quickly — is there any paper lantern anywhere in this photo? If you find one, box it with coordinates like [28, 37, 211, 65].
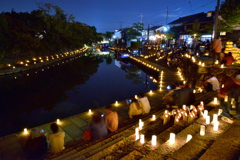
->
[186, 134, 192, 143]
[152, 135, 157, 146]
[140, 134, 144, 144]
[169, 133, 175, 144]
[214, 97, 217, 104]
[135, 128, 139, 140]
[200, 125, 205, 136]
[152, 115, 156, 121]
[206, 116, 210, 124]
[213, 121, 219, 131]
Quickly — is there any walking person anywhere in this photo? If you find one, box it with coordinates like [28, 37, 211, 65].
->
[212, 36, 222, 65]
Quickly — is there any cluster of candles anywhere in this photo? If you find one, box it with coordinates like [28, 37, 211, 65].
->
[159, 71, 164, 91]
[134, 99, 222, 146]
[8, 47, 88, 69]
[185, 53, 226, 68]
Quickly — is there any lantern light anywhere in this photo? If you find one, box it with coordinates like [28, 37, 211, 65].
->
[152, 135, 157, 146]
[140, 134, 145, 144]
[24, 128, 28, 134]
[186, 134, 192, 143]
[169, 133, 175, 144]
[200, 125, 205, 136]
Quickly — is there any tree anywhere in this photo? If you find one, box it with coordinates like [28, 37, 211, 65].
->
[126, 22, 144, 40]
[105, 31, 112, 41]
[220, 0, 240, 26]
[202, 19, 233, 34]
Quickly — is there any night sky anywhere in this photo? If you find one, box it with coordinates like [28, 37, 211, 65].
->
[0, 0, 220, 33]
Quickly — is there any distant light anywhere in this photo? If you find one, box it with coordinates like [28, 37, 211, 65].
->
[163, 27, 168, 32]
[167, 85, 171, 90]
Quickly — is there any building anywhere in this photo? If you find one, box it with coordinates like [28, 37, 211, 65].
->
[168, 12, 215, 43]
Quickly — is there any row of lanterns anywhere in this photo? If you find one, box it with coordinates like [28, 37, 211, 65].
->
[14, 55, 84, 80]
[7, 47, 88, 69]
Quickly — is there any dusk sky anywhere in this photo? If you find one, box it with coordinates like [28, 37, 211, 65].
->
[0, 0, 220, 33]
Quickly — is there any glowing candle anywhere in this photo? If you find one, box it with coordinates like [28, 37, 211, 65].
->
[221, 64, 224, 68]
[214, 97, 217, 104]
[135, 128, 139, 140]
[199, 61, 201, 65]
[152, 115, 156, 121]
[24, 128, 28, 134]
[57, 119, 60, 124]
[200, 101, 204, 107]
[163, 114, 168, 125]
[150, 90, 153, 94]
[89, 109, 92, 114]
[193, 90, 196, 93]
[200, 125, 205, 136]
[140, 134, 144, 144]
[213, 121, 219, 131]
[115, 101, 118, 105]
[186, 134, 192, 143]
[183, 112, 188, 121]
[231, 98, 234, 105]
[218, 109, 222, 116]
[152, 135, 157, 146]
[169, 133, 175, 144]
[206, 116, 210, 124]
[203, 110, 208, 118]
[183, 105, 186, 110]
[202, 63, 205, 67]
[222, 84, 224, 88]
[213, 114, 218, 124]
[224, 96, 228, 102]
[135, 95, 138, 99]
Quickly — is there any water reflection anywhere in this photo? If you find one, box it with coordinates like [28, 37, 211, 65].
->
[0, 52, 157, 137]
[0, 56, 103, 136]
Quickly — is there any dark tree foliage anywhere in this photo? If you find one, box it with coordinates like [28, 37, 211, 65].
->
[126, 22, 144, 40]
[220, 0, 240, 26]
[0, 3, 101, 63]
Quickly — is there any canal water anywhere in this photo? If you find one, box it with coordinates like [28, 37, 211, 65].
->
[0, 51, 157, 137]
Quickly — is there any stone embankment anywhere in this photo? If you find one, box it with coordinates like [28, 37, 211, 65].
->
[0, 47, 88, 76]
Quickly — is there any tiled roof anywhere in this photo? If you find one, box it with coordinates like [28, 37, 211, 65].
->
[150, 25, 164, 30]
[184, 12, 214, 24]
[168, 12, 207, 25]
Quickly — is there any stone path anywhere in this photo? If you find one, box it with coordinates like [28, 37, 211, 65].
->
[0, 56, 180, 160]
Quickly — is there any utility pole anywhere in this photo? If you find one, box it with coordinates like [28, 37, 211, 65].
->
[166, 7, 169, 25]
[140, 13, 144, 23]
[213, 0, 220, 39]
[147, 24, 150, 44]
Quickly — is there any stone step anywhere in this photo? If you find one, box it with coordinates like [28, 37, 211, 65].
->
[51, 108, 166, 160]
[167, 107, 232, 160]
[198, 119, 240, 160]
[103, 102, 218, 160]
[118, 110, 209, 160]
[50, 88, 216, 160]
[63, 110, 170, 160]
[83, 118, 174, 160]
